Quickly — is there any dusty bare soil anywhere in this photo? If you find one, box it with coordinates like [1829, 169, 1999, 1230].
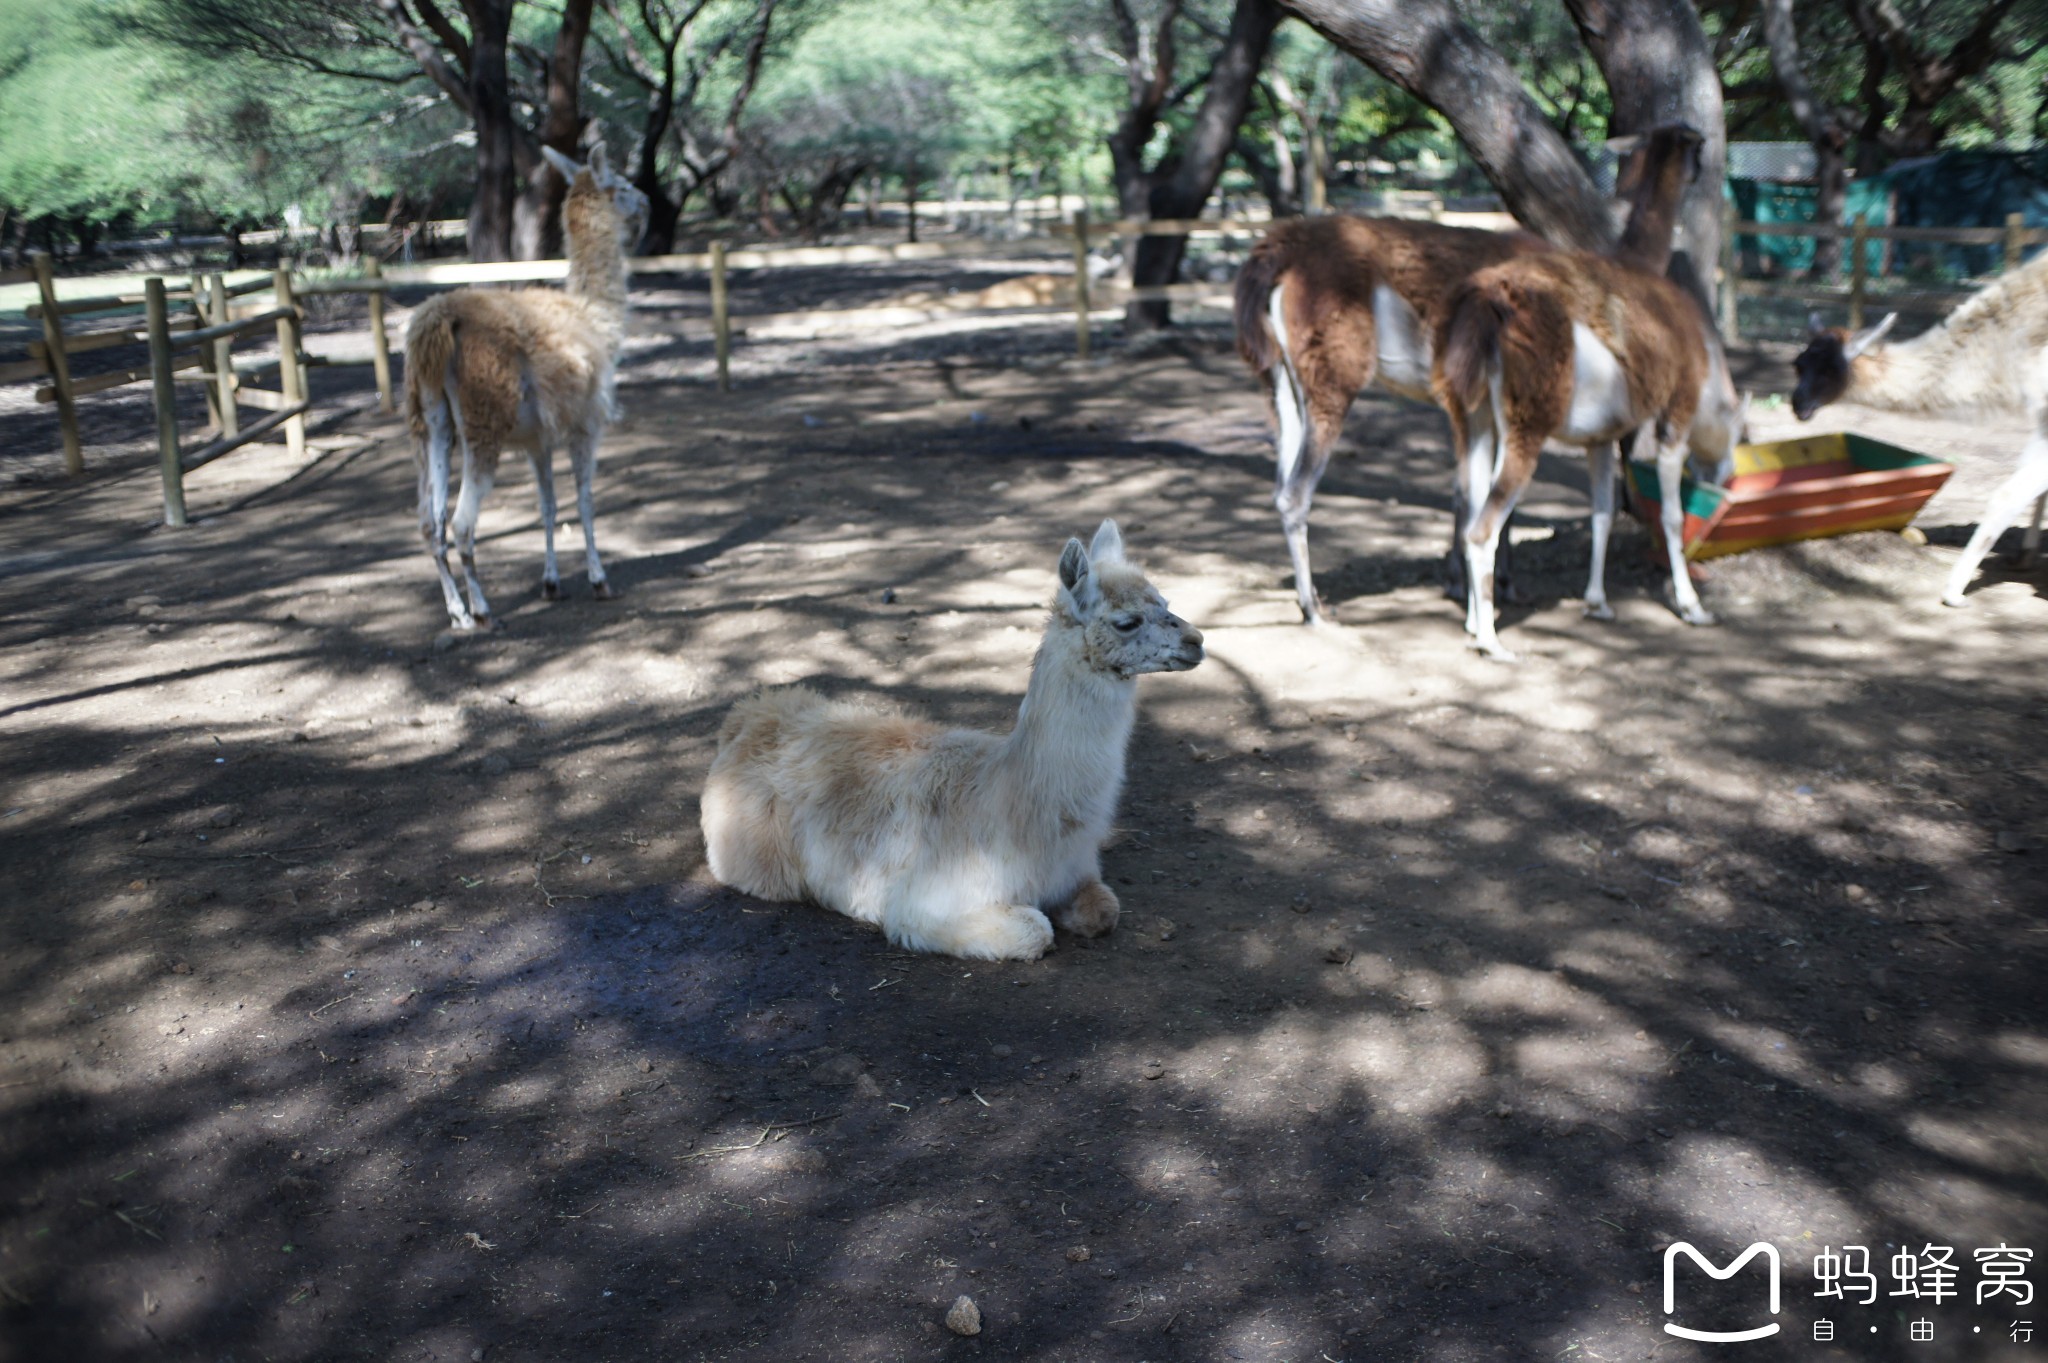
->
[1, 274, 2045, 1363]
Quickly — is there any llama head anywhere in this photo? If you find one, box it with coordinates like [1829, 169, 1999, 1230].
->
[1792, 311, 1895, 420]
[1612, 123, 1704, 201]
[543, 142, 651, 254]
[1054, 520, 1204, 680]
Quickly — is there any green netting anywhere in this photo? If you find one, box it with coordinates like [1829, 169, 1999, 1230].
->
[1726, 177, 1888, 273]
[1729, 149, 2048, 281]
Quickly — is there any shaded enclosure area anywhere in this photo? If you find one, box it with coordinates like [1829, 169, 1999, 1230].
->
[1, 324, 2045, 1362]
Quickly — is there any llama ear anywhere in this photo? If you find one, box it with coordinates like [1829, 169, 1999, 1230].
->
[541, 145, 583, 184]
[587, 142, 610, 178]
[1807, 311, 1828, 337]
[1088, 519, 1125, 565]
[1057, 537, 1098, 617]
[1843, 311, 1897, 358]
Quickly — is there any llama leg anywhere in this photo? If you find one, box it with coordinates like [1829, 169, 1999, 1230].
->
[1050, 877, 1119, 938]
[1271, 364, 1335, 625]
[529, 448, 561, 599]
[887, 900, 1054, 962]
[568, 429, 614, 599]
[1656, 437, 1715, 626]
[2017, 493, 2044, 568]
[418, 404, 474, 630]
[1582, 441, 1618, 621]
[450, 450, 498, 628]
[1942, 433, 2048, 606]
[1456, 403, 1498, 640]
[1465, 419, 1534, 662]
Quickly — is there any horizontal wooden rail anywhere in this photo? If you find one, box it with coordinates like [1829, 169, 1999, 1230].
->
[28, 288, 194, 321]
[179, 400, 311, 473]
[0, 265, 34, 287]
[33, 317, 197, 360]
[38, 354, 200, 402]
[1734, 220, 2048, 245]
[1050, 217, 1270, 237]
[0, 355, 48, 384]
[172, 306, 294, 350]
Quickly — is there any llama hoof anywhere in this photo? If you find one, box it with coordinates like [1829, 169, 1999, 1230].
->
[1941, 591, 1970, 608]
[1679, 605, 1718, 627]
[1583, 600, 1615, 622]
[1471, 639, 1519, 663]
[1053, 882, 1120, 938]
[541, 578, 562, 600]
[592, 579, 618, 601]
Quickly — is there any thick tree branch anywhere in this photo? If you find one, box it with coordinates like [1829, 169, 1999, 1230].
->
[378, 0, 475, 113]
[409, 0, 474, 76]
[1274, 0, 1615, 252]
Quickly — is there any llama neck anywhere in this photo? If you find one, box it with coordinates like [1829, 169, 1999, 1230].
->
[1613, 193, 1681, 275]
[1849, 332, 1973, 414]
[1612, 159, 1688, 275]
[566, 214, 628, 347]
[997, 618, 1137, 815]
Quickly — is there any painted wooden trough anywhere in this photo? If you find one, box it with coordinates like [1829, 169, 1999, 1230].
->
[1627, 431, 1954, 561]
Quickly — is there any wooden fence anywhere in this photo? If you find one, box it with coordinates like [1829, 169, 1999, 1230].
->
[1716, 206, 2046, 339]
[9, 209, 2045, 525]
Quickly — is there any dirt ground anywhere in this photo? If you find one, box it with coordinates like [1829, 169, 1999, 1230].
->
[1, 266, 2045, 1363]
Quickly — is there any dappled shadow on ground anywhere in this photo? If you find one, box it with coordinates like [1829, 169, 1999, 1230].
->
[1, 346, 2044, 1363]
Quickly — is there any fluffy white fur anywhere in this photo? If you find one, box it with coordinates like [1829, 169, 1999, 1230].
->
[700, 521, 1204, 961]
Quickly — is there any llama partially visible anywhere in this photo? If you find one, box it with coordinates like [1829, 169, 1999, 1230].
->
[701, 522, 1204, 961]
[1790, 247, 2048, 606]
[405, 145, 649, 630]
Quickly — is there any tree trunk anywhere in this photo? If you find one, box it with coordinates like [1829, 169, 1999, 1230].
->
[1274, 0, 1616, 253]
[1761, 0, 1847, 276]
[1128, 0, 1282, 329]
[1564, 0, 1725, 314]
[512, 0, 595, 260]
[465, 0, 519, 263]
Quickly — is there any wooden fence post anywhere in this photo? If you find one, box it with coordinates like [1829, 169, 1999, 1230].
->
[191, 273, 224, 434]
[1848, 217, 1868, 332]
[2005, 211, 2025, 273]
[145, 278, 188, 527]
[710, 241, 731, 393]
[274, 269, 307, 460]
[1072, 208, 1091, 360]
[1718, 196, 1739, 342]
[208, 274, 239, 441]
[31, 251, 84, 477]
[366, 256, 394, 412]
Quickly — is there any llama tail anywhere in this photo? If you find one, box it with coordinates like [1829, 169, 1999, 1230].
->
[404, 304, 457, 437]
[1234, 237, 1288, 375]
[1438, 279, 1514, 412]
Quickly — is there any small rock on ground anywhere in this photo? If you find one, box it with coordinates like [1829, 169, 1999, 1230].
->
[945, 1295, 981, 1336]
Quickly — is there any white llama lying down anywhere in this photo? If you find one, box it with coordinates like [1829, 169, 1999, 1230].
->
[701, 521, 1204, 961]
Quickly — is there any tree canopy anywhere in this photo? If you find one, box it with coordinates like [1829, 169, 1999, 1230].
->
[2, 0, 2041, 259]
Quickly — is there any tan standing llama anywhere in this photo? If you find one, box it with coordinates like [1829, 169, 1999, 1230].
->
[405, 145, 649, 630]
[701, 521, 1204, 961]
[1789, 246, 2048, 606]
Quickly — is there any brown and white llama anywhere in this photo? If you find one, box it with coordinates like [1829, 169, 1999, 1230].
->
[701, 521, 1204, 962]
[1789, 246, 2048, 607]
[405, 145, 649, 630]
[1232, 126, 1705, 625]
[1433, 244, 1746, 661]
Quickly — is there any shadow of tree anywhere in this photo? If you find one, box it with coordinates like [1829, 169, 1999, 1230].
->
[0, 343, 2043, 1363]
